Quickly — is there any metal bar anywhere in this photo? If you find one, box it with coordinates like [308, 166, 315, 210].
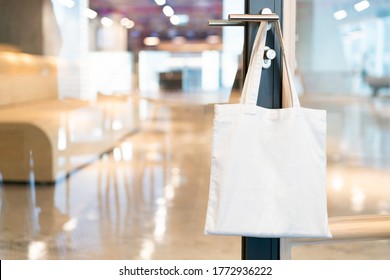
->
[242, 0, 283, 261]
[209, 1, 283, 261]
[209, 14, 279, 27]
[229, 13, 279, 22]
[208, 20, 244, 27]
[293, 215, 390, 245]
[281, 215, 390, 259]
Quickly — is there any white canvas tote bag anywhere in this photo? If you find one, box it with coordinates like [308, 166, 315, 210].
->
[204, 21, 332, 238]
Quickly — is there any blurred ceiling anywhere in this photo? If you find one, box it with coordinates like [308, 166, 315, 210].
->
[89, 1, 390, 41]
[89, 0, 223, 40]
[297, 0, 390, 19]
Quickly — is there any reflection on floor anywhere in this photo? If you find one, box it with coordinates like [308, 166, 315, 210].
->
[0, 95, 240, 260]
[0, 93, 390, 259]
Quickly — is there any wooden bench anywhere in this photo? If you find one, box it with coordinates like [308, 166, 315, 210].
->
[0, 96, 139, 183]
[0, 51, 139, 183]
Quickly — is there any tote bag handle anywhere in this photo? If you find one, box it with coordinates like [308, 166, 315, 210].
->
[240, 21, 268, 105]
[240, 20, 300, 108]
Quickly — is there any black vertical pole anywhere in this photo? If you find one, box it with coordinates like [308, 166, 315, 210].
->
[241, 0, 283, 260]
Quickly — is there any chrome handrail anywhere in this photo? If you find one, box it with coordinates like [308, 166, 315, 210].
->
[281, 215, 390, 259]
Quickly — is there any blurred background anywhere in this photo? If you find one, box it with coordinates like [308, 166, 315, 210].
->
[0, 0, 389, 260]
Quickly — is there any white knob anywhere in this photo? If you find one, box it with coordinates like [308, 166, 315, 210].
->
[264, 48, 276, 60]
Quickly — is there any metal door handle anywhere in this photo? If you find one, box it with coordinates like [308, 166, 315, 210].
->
[208, 13, 279, 27]
[209, 11, 279, 69]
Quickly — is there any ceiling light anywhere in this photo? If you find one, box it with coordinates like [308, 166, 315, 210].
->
[154, 0, 166, 5]
[169, 14, 189, 26]
[119, 18, 135, 29]
[334, 10, 347, 20]
[125, 21, 135, 29]
[354, 1, 370, 12]
[163, 5, 174, 17]
[58, 0, 75, 8]
[176, 15, 189, 25]
[101, 17, 113, 27]
[144, 37, 160, 46]
[84, 8, 97, 19]
[170, 15, 180, 25]
[120, 17, 133, 26]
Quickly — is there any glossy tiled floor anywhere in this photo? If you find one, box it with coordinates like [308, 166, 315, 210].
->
[1, 93, 390, 259]
[0, 96, 240, 260]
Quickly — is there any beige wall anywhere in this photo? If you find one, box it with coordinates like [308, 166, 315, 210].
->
[0, 0, 61, 106]
[0, 0, 90, 105]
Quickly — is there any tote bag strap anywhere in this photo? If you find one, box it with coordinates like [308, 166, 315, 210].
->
[240, 20, 300, 108]
[240, 21, 268, 105]
[275, 20, 300, 108]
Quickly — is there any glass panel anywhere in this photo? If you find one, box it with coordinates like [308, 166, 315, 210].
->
[294, 0, 390, 260]
[297, 0, 390, 218]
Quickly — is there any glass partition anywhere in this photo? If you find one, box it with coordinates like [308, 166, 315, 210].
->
[293, 0, 390, 259]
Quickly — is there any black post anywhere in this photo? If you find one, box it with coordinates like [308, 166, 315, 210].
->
[241, 0, 283, 260]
